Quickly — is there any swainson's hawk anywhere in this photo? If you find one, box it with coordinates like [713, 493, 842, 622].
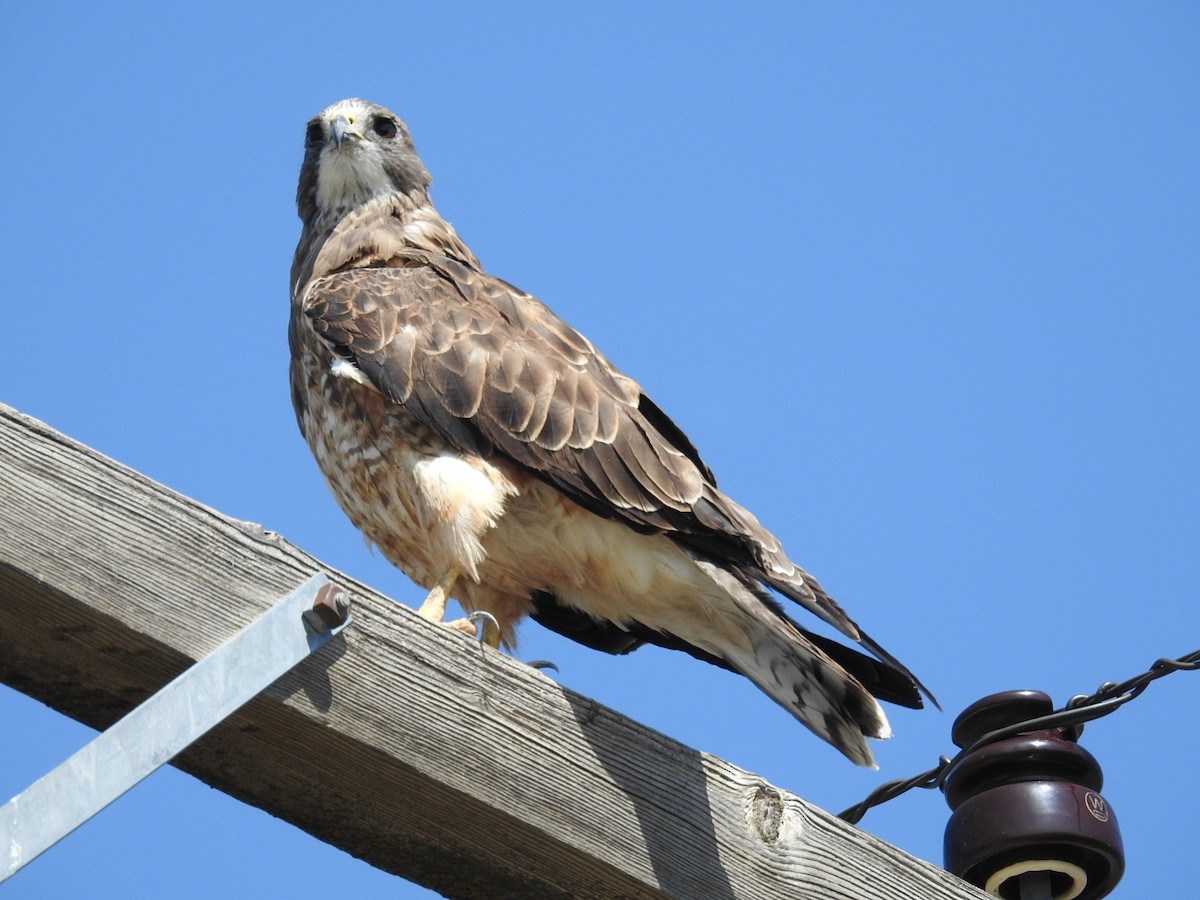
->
[290, 98, 931, 766]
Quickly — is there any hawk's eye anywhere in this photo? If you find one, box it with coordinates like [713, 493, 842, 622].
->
[305, 121, 325, 147]
[372, 116, 398, 140]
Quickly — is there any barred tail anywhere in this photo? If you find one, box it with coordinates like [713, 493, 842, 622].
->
[693, 561, 890, 767]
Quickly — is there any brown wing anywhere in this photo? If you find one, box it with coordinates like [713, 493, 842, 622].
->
[302, 251, 935, 706]
[302, 252, 768, 564]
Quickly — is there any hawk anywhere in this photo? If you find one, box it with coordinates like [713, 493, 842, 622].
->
[290, 99, 931, 767]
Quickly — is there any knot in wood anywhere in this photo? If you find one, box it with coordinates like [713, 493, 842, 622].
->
[749, 785, 785, 845]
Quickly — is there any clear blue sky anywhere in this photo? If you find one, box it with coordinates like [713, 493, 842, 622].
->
[2, 3, 1196, 897]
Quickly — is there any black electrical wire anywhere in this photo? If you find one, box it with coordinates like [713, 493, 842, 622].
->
[838, 648, 1200, 825]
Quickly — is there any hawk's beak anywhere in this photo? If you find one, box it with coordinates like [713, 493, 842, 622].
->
[329, 115, 360, 150]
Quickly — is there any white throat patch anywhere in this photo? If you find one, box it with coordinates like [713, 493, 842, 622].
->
[316, 144, 395, 214]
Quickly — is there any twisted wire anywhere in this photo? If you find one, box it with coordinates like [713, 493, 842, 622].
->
[838, 649, 1200, 825]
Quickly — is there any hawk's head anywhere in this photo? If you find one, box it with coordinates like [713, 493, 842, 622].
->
[296, 98, 431, 225]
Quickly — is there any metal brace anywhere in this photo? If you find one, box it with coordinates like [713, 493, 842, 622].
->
[0, 573, 351, 882]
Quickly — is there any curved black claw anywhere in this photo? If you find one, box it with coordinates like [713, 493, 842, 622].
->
[467, 610, 501, 648]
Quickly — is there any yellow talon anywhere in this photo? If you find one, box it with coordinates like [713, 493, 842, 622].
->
[443, 610, 501, 647]
[469, 610, 502, 649]
[416, 569, 501, 648]
[416, 567, 459, 622]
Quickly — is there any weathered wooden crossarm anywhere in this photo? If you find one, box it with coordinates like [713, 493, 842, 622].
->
[0, 403, 985, 899]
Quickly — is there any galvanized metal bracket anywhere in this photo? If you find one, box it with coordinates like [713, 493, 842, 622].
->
[1, 573, 351, 882]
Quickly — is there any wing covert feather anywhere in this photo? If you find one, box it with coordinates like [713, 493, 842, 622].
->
[301, 259, 758, 554]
